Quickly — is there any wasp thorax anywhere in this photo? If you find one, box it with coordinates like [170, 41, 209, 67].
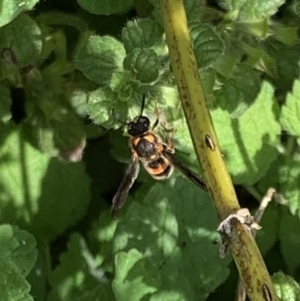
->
[128, 116, 150, 136]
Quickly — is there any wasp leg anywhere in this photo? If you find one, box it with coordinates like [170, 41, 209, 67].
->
[152, 102, 160, 131]
[161, 120, 207, 191]
[152, 96, 172, 131]
[159, 118, 175, 153]
[152, 99, 175, 149]
[164, 126, 175, 152]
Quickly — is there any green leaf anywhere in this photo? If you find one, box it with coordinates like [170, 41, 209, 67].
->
[278, 158, 300, 217]
[212, 39, 243, 79]
[272, 24, 299, 45]
[256, 204, 280, 255]
[75, 35, 126, 84]
[189, 22, 225, 68]
[290, 0, 300, 17]
[23, 111, 87, 160]
[27, 253, 47, 301]
[51, 105, 86, 152]
[109, 130, 132, 164]
[0, 128, 91, 242]
[48, 233, 113, 301]
[184, 0, 203, 22]
[168, 117, 199, 171]
[123, 48, 160, 83]
[0, 225, 37, 277]
[279, 211, 300, 274]
[235, 19, 270, 38]
[215, 63, 261, 118]
[113, 249, 159, 301]
[88, 211, 118, 265]
[257, 155, 300, 218]
[0, 13, 42, 68]
[238, 0, 285, 21]
[113, 177, 230, 301]
[212, 81, 280, 184]
[272, 272, 300, 301]
[20, 67, 87, 159]
[0, 259, 34, 301]
[76, 0, 134, 15]
[122, 19, 164, 54]
[150, 291, 186, 301]
[0, 83, 12, 122]
[199, 69, 217, 106]
[219, 0, 285, 21]
[66, 85, 89, 118]
[88, 87, 121, 129]
[216, 0, 247, 11]
[266, 41, 300, 93]
[0, 0, 38, 27]
[238, 42, 278, 78]
[88, 87, 149, 130]
[280, 79, 300, 138]
[110, 70, 136, 101]
[73, 286, 114, 301]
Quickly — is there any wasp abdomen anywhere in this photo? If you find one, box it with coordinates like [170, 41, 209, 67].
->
[146, 156, 174, 180]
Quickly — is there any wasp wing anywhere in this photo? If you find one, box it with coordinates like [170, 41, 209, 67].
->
[111, 156, 140, 218]
[163, 151, 207, 191]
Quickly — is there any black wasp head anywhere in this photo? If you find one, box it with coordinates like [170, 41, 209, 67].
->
[127, 116, 150, 136]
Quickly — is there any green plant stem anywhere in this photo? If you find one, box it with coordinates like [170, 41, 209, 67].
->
[159, 0, 279, 300]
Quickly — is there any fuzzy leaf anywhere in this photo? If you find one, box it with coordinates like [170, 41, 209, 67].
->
[0, 259, 34, 301]
[0, 13, 42, 67]
[218, 0, 285, 21]
[0, 0, 38, 27]
[122, 19, 164, 54]
[88, 87, 146, 129]
[272, 272, 300, 301]
[190, 22, 225, 68]
[75, 35, 126, 84]
[123, 48, 160, 83]
[0, 225, 37, 277]
[88, 87, 121, 129]
[237, 0, 285, 21]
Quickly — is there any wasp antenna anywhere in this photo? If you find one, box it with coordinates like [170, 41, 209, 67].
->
[140, 94, 146, 116]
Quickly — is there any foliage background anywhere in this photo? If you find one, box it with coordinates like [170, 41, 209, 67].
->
[0, 0, 300, 300]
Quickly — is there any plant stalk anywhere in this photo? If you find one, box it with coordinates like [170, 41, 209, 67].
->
[159, 0, 278, 300]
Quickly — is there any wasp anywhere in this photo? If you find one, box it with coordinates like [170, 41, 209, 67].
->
[111, 95, 206, 218]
